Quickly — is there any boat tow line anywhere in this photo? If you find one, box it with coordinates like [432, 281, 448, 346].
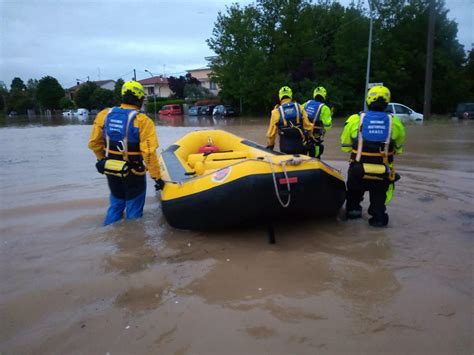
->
[162, 157, 305, 208]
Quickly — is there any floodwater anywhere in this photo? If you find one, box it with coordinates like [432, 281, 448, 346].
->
[0, 115, 473, 354]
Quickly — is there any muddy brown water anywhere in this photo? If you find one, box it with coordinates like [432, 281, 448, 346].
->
[0, 116, 473, 354]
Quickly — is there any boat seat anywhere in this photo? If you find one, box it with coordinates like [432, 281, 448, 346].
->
[187, 151, 249, 169]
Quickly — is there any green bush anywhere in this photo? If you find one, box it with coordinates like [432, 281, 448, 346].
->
[145, 99, 185, 113]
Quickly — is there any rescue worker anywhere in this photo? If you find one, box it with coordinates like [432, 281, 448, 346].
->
[266, 86, 313, 154]
[340, 85, 405, 227]
[88, 80, 164, 226]
[303, 86, 332, 158]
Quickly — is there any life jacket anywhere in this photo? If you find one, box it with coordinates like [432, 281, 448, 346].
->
[351, 111, 395, 180]
[103, 107, 143, 165]
[304, 100, 325, 137]
[277, 101, 303, 138]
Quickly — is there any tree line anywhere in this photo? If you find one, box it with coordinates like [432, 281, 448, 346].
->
[0, 74, 214, 115]
[0, 77, 127, 115]
[207, 0, 474, 115]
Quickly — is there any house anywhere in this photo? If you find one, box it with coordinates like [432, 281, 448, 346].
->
[186, 68, 219, 96]
[138, 76, 171, 98]
[66, 80, 116, 100]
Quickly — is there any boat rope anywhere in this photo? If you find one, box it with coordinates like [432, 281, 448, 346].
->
[267, 158, 291, 208]
[161, 156, 308, 194]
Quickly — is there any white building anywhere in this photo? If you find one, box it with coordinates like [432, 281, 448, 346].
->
[138, 76, 171, 98]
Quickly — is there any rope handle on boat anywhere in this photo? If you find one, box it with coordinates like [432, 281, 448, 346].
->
[267, 158, 291, 208]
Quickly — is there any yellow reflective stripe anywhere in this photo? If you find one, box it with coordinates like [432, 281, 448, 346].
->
[351, 149, 394, 156]
[107, 149, 141, 156]
[385, 183, 394, 204]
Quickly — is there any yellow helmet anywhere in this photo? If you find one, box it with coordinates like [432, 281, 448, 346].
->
[279, 86, 293, 100]
[121, 80, 145, 100]
[313, 86, 327, 100]
[366, 85, 390, 105]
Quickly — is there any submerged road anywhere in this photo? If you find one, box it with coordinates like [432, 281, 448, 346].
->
[0, 117, 473, 354]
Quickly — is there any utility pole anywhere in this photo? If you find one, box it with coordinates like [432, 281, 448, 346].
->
[423, 0, 436, 120]
[133, 69, 137, 81]
[363, 0, 374, 111]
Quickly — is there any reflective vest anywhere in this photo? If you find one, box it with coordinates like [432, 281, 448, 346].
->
[351, 111, 394, 165]
[304, 100, 325, 137]
[305, 100, 323, 123]
[103, 107, 142, 164]
[276, 101, 303, 139]
[277, 101, 302, 128]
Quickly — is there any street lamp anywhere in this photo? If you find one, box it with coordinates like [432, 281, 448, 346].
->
[363, 0, 374, 111]
[144, 69, 157, 120]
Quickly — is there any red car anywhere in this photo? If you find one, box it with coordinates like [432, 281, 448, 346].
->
[159, 104, 182, 115]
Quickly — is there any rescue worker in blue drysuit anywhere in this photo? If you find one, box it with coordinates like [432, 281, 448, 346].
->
[88, 80, 164, 225]
[266, 86, 313, 154]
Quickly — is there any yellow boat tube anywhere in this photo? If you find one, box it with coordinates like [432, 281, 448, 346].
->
[159, 130, 345, 229]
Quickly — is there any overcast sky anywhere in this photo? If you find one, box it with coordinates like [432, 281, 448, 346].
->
[1, 0, 472, 89]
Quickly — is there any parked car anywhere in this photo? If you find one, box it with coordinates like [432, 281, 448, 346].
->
[62, 110, 74, 117]
[73, 108, 89, 117]
[212, 105, 238, 117]
[188, 106, 199, 116]
[386, 103, 423, 122]
[453, 102, 474, 119]
[198, 105, 216, 116]
[159, 104, 182, 115]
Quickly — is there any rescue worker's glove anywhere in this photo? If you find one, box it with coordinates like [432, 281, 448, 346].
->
[96, 159, 106, 174]
[154, 178, 165, 191]
[266, 145, 274, 150]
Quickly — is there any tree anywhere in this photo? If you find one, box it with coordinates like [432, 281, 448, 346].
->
[114, 78, 124, 103]
[464, 50, 474, 101]
[7, 77, 32, 114]
[169, 74, 201, 98]
[184, 84, 212, 99]
[207, 0, 469, 114]
[10, 77, 26, 92]
[0, 81, 8, 113]
[91, 87, 116, 109]
[36, 76, 65, 110]
[59, 97, 75, 110]
[74, 81, 98, 109]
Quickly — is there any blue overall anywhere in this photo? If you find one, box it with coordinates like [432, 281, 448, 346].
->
[103, 107, 146, 226]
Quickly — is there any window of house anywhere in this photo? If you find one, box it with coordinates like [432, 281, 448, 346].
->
[147, 87, 155, 95]
[209, 81, 217, 90]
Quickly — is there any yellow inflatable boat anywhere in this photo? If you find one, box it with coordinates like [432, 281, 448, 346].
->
[159, 130, 345, 230]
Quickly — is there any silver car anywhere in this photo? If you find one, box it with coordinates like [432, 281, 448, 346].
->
[386, 102, 423, 122]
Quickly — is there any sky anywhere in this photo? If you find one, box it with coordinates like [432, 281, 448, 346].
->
[0, 0, 472, 90]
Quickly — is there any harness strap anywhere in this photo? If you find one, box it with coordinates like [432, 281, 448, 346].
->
[104, 108, 113, 158]
[122, 110, 138, 162]
[383, 114, 393, 164]
[313, 103, 323, 124]
[277, 102, 301, 126]
[105, 109, 138, 162]
[355, 113, 365, 162]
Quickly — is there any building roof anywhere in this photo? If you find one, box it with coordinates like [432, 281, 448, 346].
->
[138, 76, 168, 86]
[68, 79, 115, 91]
[186, 67, 210, 72]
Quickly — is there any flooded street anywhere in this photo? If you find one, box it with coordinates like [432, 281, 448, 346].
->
[0, 116, 473, 354]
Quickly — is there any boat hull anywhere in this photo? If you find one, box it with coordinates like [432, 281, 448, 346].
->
[162, 168, 345, 230]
